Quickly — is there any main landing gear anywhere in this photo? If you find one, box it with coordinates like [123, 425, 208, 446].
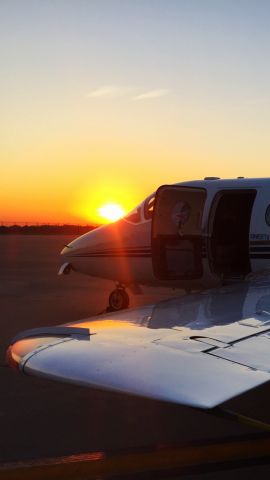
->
[107, 285, 130, 312]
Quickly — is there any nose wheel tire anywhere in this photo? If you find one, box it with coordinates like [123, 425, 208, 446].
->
[108, 288, 129, 311]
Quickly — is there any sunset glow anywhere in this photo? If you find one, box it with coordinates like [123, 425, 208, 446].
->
[2, 2, 270, 225]
[98, 203, 125, 223]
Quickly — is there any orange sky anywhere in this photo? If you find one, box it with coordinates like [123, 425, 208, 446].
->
[2, 1, 270, 224]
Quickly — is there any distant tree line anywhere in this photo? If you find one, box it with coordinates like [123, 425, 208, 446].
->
[0, 224, 96, 235]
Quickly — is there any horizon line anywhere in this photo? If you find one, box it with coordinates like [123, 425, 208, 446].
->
[0, 221, 99, 227]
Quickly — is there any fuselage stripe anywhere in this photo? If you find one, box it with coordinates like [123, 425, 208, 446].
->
[249, 241, 270, 245]
[69, 253, 152, 258]
[250, 247, 270, 252]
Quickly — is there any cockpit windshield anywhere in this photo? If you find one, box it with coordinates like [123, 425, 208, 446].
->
[124, 207, 142, 224]
[123, 193, 155, 224]
[144, 194, 155, 220]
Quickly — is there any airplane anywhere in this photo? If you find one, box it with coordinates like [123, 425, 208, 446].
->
[59, 177, 270, 311]
[6, 271, 270, 429]
[6, 176, 270, 430]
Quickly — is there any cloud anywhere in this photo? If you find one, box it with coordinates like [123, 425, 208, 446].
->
[86, 86, 171, 101]
[86, 85, 131, 98]
[133, 89, 170, 100]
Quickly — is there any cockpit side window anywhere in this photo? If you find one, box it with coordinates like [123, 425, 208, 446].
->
[144, 194, 155, 220]
[124, 207, 141, 224]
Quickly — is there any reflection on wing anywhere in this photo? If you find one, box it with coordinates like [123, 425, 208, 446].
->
[7, 275, 270, 409]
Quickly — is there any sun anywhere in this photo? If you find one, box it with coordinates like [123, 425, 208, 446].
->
[98, 203, 126, 223]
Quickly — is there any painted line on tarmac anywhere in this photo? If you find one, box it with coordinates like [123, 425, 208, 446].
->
[1, 434, 270, 479]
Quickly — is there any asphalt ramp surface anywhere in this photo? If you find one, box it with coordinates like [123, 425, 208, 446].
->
[0, 235, 269, 478]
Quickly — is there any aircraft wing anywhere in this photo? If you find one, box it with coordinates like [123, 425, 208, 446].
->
[7, 276, 270, 409]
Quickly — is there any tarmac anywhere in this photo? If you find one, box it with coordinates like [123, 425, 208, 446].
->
[0, 235, 270, 478]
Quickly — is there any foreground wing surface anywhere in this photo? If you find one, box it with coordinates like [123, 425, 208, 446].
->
[7, 276, 270, 409]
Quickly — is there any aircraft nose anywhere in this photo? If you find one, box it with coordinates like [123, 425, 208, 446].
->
[62, 226, 109, 255]
[60, 245, 72, 256]
[58, 226, 108, 275]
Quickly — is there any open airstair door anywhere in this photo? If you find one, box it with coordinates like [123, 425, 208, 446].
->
[152, 185, 206, 280]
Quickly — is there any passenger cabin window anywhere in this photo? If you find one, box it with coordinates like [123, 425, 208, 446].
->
[144, 194, 155, 220]
[265, 205, 270, 226]
[124, 207, 141, 224]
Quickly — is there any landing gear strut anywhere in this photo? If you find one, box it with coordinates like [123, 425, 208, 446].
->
[107, 285, 130, 312]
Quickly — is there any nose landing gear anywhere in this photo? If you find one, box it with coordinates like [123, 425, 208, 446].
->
[107, 285, 130, 312]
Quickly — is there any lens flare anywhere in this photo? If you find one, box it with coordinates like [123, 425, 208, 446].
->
[98, 203, 125, 222]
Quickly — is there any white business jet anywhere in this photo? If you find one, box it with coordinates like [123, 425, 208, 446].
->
[59, 177, 270, 311]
